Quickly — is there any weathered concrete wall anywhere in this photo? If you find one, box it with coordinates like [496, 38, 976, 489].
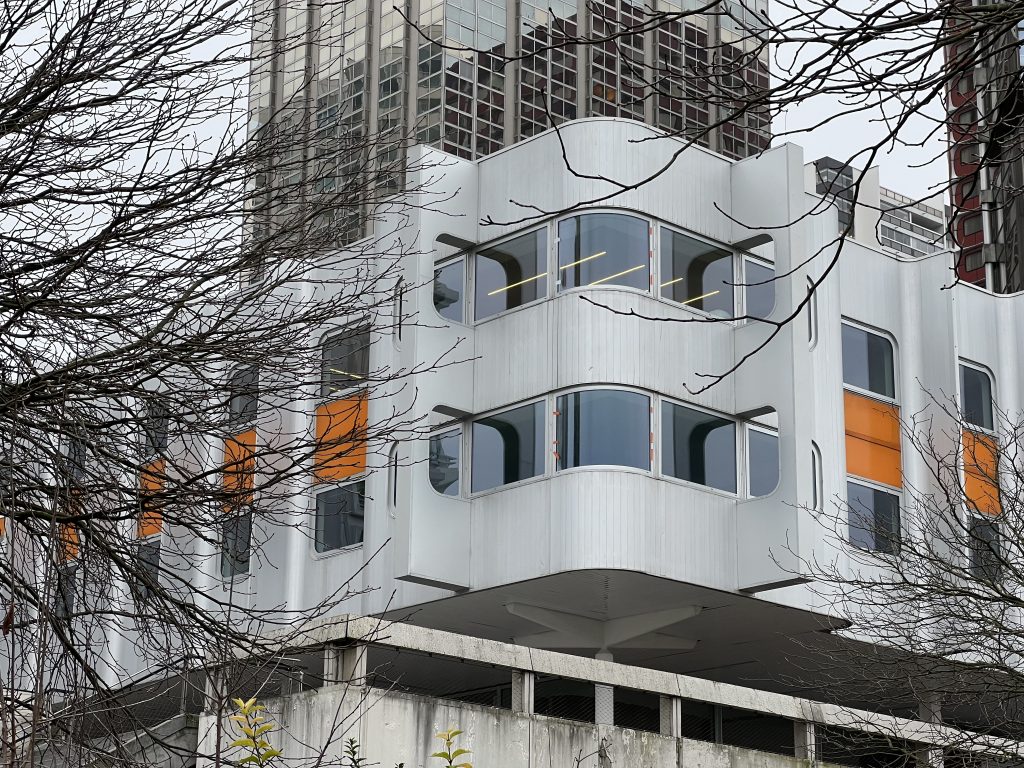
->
[197, 686, 816, 768]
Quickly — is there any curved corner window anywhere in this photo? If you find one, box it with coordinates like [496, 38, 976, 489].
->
[471, 402, 545, 492]
[475, 230, 548, 320]
[959, 363, 993, 432]
[841, 323, 895, 399]
[659, 228, 733, 316]
[558, 213, 649, 291]
[847, 480, 900, 554]
[744, 257, 775, 320]
[434, 259, 465, 322]
[429, 429, 461, 496]
[747, 428, 779, 497]
[661, 402, 736, 493]
[556, 390, 650, 471]
[315, 481, 366, 552]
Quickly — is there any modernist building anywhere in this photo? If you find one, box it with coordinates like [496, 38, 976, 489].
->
[807, 156, 949, 258]
[946, 14, 1024, 291]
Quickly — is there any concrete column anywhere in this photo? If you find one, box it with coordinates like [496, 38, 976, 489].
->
[660, 696, 682, 738]
[203, 666, 226, 714]
[595, 649, 614, 726]
[794, 721, 817, 763]
[512, 670, 534, 715]
[323, 643, 367, 686]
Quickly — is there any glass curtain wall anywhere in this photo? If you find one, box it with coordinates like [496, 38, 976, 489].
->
[520, 0, 579, 138]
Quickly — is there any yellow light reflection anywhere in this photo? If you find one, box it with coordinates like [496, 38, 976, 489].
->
[486, 272, 546, 296]
[587, 264, 646, 286]
[679, 289, 720, 306]
[330, 368, 363, 380]
[659, 277, 684, 288]
[559, 251, 607, 270]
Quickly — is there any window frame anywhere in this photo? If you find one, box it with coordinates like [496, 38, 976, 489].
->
[220, 508, 253, 580]
[311, 478, 367, 557]
[432, 255, 468, 324]
[468, 398, 549, 497]
[744, 423, 780, 498]
[657, 223, 738, 318]
[320, 322, 372, 401]
[427, 425, 463, 498]
[840, 319, 899, 404]
[658, 396, 739, 496]
[958, 360, 995, 434]
[472, 227, 550, 322]
[845, 477, 903, 556]
[554, 386, 654, 476]
[555, 211, 653, 297]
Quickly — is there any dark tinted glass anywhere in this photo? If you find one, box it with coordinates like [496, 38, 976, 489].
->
[748, 429, 779, 497]
[745, 258, 776, 319]
[970, 517, 1000, 581]
[143, 402, 169, 456]
[475, 230, 548, 319]
[661, 402, 736, 492]
[659, 229, 733, 315]
[841, 324, 895, 399]
[54, 565, 76, 621]
[322, 326, 371, 397]
[556, 390, 650, 471]
[221, 513, 251, 577]
[229, 366, 259, 425]
[68, 437, 88, 483]
[434, 260, 464, 322]
[558, 214, 649, 291]
[429, 429, 460, 496]
[137, 539, 161, 600]
[315, 481, 366, 552]
[847, 481, 900, 554]
[960, 364, 993, 431]
[472, 402, 545, 492]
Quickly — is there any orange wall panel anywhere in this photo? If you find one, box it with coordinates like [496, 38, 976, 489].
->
[964, 430, 1000, 516]
[844, 391, 902, 488]
[139, 458, 165, 538]
[223, 429, 256, 508]
[316, 395, 368, 483]
[60, 523, 79, 561]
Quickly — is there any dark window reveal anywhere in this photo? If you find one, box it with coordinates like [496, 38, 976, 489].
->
[472, 402, 545, 492]
[662, 402, 736, 493]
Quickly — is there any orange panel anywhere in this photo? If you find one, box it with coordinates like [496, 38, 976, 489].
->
[964, 430, 1000, 516]
[0, 517, 6, 536]
[844, 391, 902, 487]
[315, 395, 368, 483]
[139, 459, 165, 538]
[223, 429, 256, 509]
[60, 523, 79, 561]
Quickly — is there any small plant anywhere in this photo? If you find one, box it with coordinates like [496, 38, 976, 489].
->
[431, 728, 471, 768]
[229, 697, 282, 767]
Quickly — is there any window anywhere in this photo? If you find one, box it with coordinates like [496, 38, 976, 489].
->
[842, 323, 895, 399]
[137, 538, 161, 600]
[807, 277, 818, 347]
[556, 390, 650, 471]
[744, 258, 775, 319]
[847, 481, 900, 554]
[429, 429, 460, 496]
[747, 428, 779, 497]
[661, 402, 736, 492]
[143, 402, 168, 457]
[811, 441, 823, 510]
[67, 436, 88, 485]
[388, 443, 399, 508]
[969, 516, 1000, 581]
[659, 228, 733, 315]
[228, 366, 259, 425]
[221, 512, 252, 578]
[322, 325, 370, 397]
[54, 564, 77, 621]
[475, 230, 548, 320]
[558, 213, 649, 291]
[960, 363, 993, 432]
[472, 402, 545, 492]
[434, 259, 465, 322]
[315, 481, 365, 552]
